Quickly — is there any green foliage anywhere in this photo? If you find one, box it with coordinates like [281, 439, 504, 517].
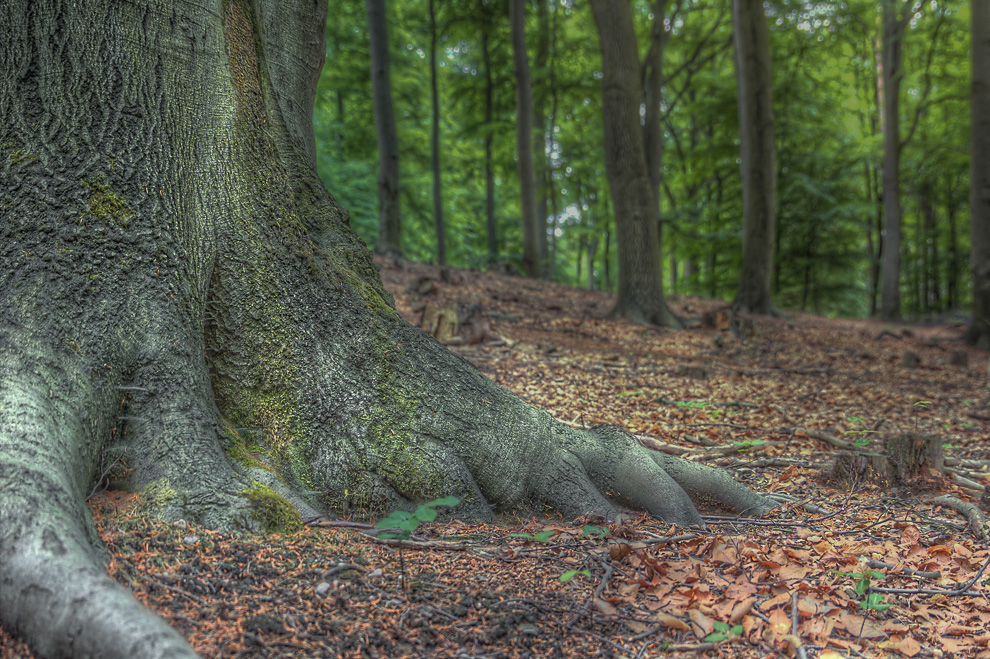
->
[375, 495, 459, 540]
[706, 621, 744, 642]
[509, 530, 556, 543]
[312, 0, 973, 317]
[832, 568, 892, 612]
[581, 525, 608, 539]
[560, 568, 590, 583]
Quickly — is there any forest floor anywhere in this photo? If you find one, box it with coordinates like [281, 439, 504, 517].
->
[3, 257, 990, 658]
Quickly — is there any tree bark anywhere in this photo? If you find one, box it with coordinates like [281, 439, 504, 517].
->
[430, 0, 446, 265]
[731, 0, 778, 315]
[967, 0, 990, 349]
[482, 23, 498, 263]
[367, 0, 402, 257]
[879, 1, 912, 321]
[0, 1, 778, 656]
[590, 0, 681, 328]
[510, 0, 541, 277]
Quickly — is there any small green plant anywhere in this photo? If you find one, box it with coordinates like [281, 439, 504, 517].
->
[675, 400, 708, 410]
[375, 496, 459, 540]
[731, 439, 767, 451]
[581, 525, 608, 539]
[832, 568, 892, 612]
[845, 429, 879, 447]
[706, 621, 744, 642]
[560, 568, 591, 583]
[860, 592, 893, 612]
[847, 415, 865, 424]
[375, 496, 459, 590]
[509, 530, 557, 543]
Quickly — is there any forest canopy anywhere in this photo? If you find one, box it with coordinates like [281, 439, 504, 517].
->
[317, 0, 975, 320]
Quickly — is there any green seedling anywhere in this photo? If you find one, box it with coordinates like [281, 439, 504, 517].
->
[581, 525, 608, 539]
[845, 429, 879, 447]
[376, 495, 460, 540]
[731, 439, 767, 452]
[860, 592, 893, 612]
[560, 568, 591, 583]
[706, 621, 744, 642]
[375, 496, 459, 590]
[832, 568, 891, 611]
[509, 530, 556, 543]
[675, 400, 708, 410]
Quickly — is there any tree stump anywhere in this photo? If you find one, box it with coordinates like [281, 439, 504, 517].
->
[823, 433, 943, 489]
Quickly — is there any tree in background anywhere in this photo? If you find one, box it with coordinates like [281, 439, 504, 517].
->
[967, 0, 990, 349]
[879, 1, 917, 321]
[732, 0, 777, 315]
[510, 0, 541, 277]
[368, 0, 403, 257]
[429, 0, 447, 265]
[481, 1, 499, 262]
[590, 0, 681, 327]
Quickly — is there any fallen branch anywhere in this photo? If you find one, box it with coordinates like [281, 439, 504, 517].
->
[869, 553, 990, 596]
[927, 495, 988, 541]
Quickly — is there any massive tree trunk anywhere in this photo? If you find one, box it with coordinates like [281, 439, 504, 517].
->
[879, 1, 912, 321]
[731, 0, 778, 315]
[0, 1, 779, 656]
[590, 0, 681, 328]
[367, 0, 402, 258]
[510, 0, 541, 278]
[968, 0, 990, 349]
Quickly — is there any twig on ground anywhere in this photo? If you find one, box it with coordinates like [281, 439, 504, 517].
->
[869, 552, 990, 596]
[927, 494, 988, 540]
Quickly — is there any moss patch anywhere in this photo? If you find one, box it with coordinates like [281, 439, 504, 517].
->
[83, 177, 133, 228]
[241, 483, 302, 534]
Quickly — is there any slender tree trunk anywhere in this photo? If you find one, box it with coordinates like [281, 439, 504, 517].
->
[732, 0, 777, 315]
[482, 24, 498, 262]
[880, 0, 910, 321]
[510, 0, 540, 277]
[590, 0, 680, 327]
[533, 0, 551, 275]
[430, 0, 446, 265]
[0, 2, 786, 656]
[642, 0, 669, 213]
[367, 0, 402, 257]
[967, 0, 990, 348]
[948, 198, 959, 310]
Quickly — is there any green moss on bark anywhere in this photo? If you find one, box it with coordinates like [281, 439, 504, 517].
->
[241, 483, 302, 534]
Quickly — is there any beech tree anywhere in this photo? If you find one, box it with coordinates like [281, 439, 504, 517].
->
[510, 0, 541, 277]
[0, 2, 784, 656]
[367, 0, 402, 257]
[968, 0, 990, 349]
[590, 0, 681, 327]
[878, 0, 917, 321]
[732, 0, 777, 315]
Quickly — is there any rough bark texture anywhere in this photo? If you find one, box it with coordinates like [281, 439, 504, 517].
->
[732, 0, 778, 316]
[967, 0, 990, 349]
[367, 0, 402, 257]
[0, 1, 778, 656]
[880, 0, 910, 321]
[590, 0, 681, 328]
[510, 0, 541, 278]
